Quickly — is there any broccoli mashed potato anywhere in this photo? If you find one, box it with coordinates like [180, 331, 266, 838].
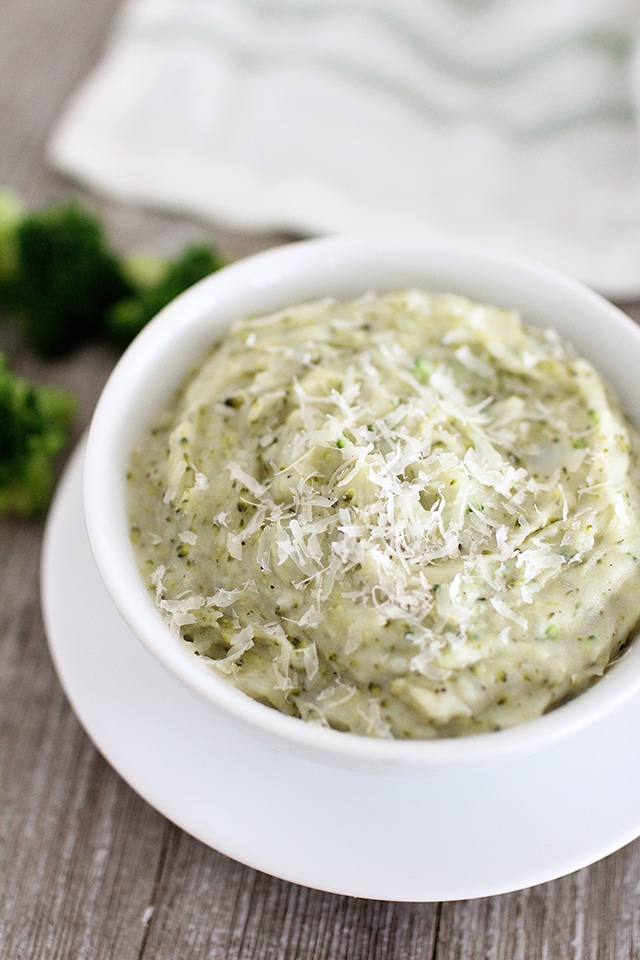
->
[127, 290, 640, 738]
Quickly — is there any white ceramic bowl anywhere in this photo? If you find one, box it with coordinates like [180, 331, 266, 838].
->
[83, 234, 640, 774]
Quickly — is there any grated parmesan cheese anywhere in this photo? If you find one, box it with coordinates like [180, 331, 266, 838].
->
[127, 290, 640, 739]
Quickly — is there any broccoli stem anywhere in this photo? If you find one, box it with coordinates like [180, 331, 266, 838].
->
[0, 187, 24, 287]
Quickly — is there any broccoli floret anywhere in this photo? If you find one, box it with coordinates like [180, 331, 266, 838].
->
[6, 200, 135, 357]
[0, 189, 226, 355]
[107, 243, 224, 347]
[0, 353, 76, 516]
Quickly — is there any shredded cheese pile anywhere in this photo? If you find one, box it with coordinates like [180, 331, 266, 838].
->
[127, 290, 640, 738]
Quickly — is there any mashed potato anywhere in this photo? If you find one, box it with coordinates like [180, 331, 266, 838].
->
[127, 290, 640, 738]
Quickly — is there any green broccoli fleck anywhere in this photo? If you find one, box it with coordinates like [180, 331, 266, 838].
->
[0, 353, 76, 516]
[4, 200, 135, 357]
[107, 243, 224, 347]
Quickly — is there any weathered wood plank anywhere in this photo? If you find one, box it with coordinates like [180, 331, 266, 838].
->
[139, 828, 439, 960]
[436, 842, 640, 960]
[0, 523, 156, 959]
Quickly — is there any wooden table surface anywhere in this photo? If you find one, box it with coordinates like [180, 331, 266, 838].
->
[3, 1, 640, 956]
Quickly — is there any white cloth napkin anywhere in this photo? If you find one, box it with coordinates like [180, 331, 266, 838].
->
[49, 0, 640, 297]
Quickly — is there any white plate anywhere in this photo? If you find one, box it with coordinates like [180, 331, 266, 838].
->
[41, 440, 640, 902]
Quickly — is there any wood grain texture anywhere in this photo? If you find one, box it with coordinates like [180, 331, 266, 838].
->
[1, 0, 640, 957]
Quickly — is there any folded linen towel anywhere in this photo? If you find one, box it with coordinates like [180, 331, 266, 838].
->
[49, 0, 640, 296]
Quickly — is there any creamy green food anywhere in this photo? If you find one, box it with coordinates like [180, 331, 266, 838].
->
[127, 290, 640, 738]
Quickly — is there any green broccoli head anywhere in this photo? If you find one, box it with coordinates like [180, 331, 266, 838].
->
[0, 354, 76, 516]
[108, 243, 224, 347]
[8, 201, 135, 357]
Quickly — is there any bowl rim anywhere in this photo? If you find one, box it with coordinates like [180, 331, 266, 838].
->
[83, 233, 640, 770]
